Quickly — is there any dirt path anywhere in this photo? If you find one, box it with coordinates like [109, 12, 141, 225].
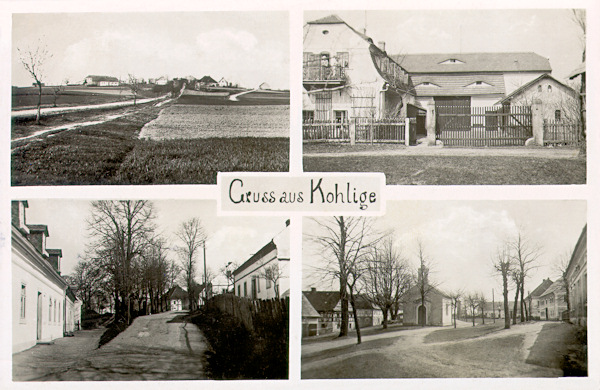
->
[13, 311, 208, 381]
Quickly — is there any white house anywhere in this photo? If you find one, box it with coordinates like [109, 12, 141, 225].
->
[218, 77, 229, 87]
[84, 75, 120, 87]
[12, 201, 73, 353]
[566, 224, 587, 326]
[233, 220, 290, 300]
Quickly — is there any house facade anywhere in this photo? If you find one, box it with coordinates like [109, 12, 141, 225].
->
[303, 15, 418, 126]
[402, 285, 452, 326]
[497, 74, 580, 123]
[233, 220, 290, 300]
[537, 280, 568, 321]
[566, 224, 587, 326]
[302, 294, 321, 337]
[527, 278, 554, 319]
[12, 201, 78, 353]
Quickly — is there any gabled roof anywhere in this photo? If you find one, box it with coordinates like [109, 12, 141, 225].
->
[232, 240, 277, 277]
[86, 75, 119, 82]
[199, 75, 217, 84]
[497, 73, 577, 104]
[405, 284, 451, 300]
[393, 52, 552, 74]
[412, 74, 505, 96]
[302, 294, 321, 318]
[569, 62, 586, 79]
[303, 290, 340, 312]
[528, 278, 554, 299]
[566, 224, 587, 277]
[26, 224, 48, 235]
[168, 285, 188, 300]
[46, 249, 62, 256]
[539, 280, 565, 297]
[307, 15, 346, 25]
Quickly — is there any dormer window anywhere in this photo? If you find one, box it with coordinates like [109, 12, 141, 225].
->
[465, 81, 492, 88]
[440, 58, 465, 64]
[322, 30, 329, 35]
[419, 82, 441, 88]
[547, 85, 552, 92]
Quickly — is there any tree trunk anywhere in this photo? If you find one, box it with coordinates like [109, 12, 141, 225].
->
[520, 281, 525, 322]
[503, 274, 510, 329]
[350, 291, 361, 344]
[36, 82, 42, 125]
[481, 307, 485, 325]
[382, 307, 388, 329]
[472, 308, 475, 326]
[512, 283, 520, 325]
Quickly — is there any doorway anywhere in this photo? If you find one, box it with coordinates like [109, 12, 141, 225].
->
[418, 305, 427, 326]
[36, 292, 42, 341]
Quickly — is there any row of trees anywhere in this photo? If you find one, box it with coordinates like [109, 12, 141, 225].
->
[67, 201, 213, 324]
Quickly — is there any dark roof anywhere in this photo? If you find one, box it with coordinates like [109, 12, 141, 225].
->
[303, 291, 340, 312]
[411, 74, 505, 97]
[566, 224, 587, 276]
[393, 52, 552, 74]
[233, 240, 277, 277]
[86, 75, 119, 82]
[26, 224, 48, 235]
[46, 249, 62, 256]
[302, 294, 321, 317]
[307, 14, 346, 25]
[199, 76, 217, 84]
[529, 278, 554, 298]
[168, 285, 188, 300]
[569, 62, 586, 79]
[497, 73, 577, 104]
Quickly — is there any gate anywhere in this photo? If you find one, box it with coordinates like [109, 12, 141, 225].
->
[436, 105, 532, 146]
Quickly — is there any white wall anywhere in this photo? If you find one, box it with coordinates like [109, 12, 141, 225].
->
[234, 247, 281, 300]
[13, 247, 66, 353]
[503, 72, 547, 95]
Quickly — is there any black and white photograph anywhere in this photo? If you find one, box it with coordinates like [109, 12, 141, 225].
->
[11, 199, 289, 380]
[302, 10, 586, 185]
[10, 12, 290, 186]
[302, 201, 587, 378]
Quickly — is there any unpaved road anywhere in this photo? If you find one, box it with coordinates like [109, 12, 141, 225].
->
[13, 311, 208, 381]
[302, 321, 562, 378]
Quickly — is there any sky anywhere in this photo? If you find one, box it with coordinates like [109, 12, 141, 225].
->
[303, 200, 586, 301]
[305, 9, 585, 82]
[24, 199, 288, 290]
[12, 12, 289, 89]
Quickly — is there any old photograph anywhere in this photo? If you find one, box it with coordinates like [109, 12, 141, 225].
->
[11, 12, 290, 186]
[302, 201, 587, 378]
[11, 199, 289, 380]
[302, 10, 586, 185]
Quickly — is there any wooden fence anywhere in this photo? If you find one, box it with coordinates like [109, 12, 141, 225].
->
[303, 120, 349, 141]
[436, 105, 532, 147]
[543, 120, 583, 146]
[206, 294, 288, 334]
[355, 117, 407, 143]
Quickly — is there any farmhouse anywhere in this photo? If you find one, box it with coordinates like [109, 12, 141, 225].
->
[218, 77, 229, 87]
[526, 278, 554, 319]
[566, 224, 587, 326]
[537, 280, 568, 321]
[84, 75, 120, 87]
[302, 293, 321, 337]
[402, 284, 452, 326]
[303, 15, 420, 131]
[12, 201, 80, 353]
[198, 75, 218, 87]
[233, 220, 290, 300]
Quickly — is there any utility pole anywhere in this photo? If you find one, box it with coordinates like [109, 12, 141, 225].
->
[203, 241, 208, 303]
[492, 288, 495, 323]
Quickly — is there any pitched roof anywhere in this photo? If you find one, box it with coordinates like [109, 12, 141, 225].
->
[302, 294, 321, 317]
[232, 240, 277, 277]
[199, 75, 217, 83]
[46, 249, 62, 256]
[411, 74, 505, 96]
[86, 75, 119, 82]
[307, 14, 346, 24]
[303, 290, 340, 312]
[393, 52, 552, 74]
[497, 73, 577, 104]
[26, 224, 48, 235]
[539, 280, 565, 297]
[569, 62, 586, 79]
[168, 285, 188, 300]
[529, 278, 554, 298]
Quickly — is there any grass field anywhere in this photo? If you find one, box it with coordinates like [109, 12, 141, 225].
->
[176, 90, 289, 106]
[11, 104, 289, 186]
[304, 154, 586, 185]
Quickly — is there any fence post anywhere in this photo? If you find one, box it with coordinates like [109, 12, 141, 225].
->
[404, 117, 410, 146]
[532, 100, 544, 146]
[425, 102, 436, 145]
[350, 120, 356, 146]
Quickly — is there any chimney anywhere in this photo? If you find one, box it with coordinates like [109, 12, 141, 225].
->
[11, 200, 30, 235]
[378, 41, 386, 52]
[311, 287, 316, 292]
[285, 219, 290, 227]
[26, 224, 49, 257]
[46, 249, 62, 274]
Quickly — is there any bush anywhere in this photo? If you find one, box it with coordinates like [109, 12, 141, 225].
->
[98, 318, 129, 348]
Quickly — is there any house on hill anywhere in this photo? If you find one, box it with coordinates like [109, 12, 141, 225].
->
[233, 220, 290, 300]
[84, 75, 120, 87]
[303, 14, 420, 128]
[402, 284, 452, 326]
[198, 75, 218, 87]
[12, 201, 79, 353]
[218, 77, 229, 87]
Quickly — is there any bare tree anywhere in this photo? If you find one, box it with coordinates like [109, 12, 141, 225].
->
[465, 293, 480, 327]
[554, 249, 573, 322]
[260, 262, 284, 299]
[509, 230, 541, 323]
[492, 245, 513, 329]
[220, 261, 238, 293]
[363, 237, 411, 329]
[86, 200, 156, 324]
[415, 240, 438, 327]
[571, 9, 586, 60]
[175, 218, 207, 311]
[310, 216, 381, 342]
[478, 294, 487, 325]
[128, 74, 141, 105]
[18, 42, 52, 124]
[447, 289, 463, 328]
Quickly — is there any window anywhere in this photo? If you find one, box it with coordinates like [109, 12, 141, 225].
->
[54, 299, 57, 323]
[237, 285, 241, 297]
[334, 110, 347, 123]
[266, 278, 272, 289]
[320, 52, 330, 67]
[555, 110, 561, 121]
[256, 276, 261, 293]
[322, 30, 329, 35]
[49, 299, 52, 321]
[302, 110, 315, 122]
[537, 85, 542, 92]
[58, 302, 61, 322]
[244, 282, 247, 298]
[20, 284, 26, 319]
[336, 52, 349, 67]
[548, 85, 552, 92]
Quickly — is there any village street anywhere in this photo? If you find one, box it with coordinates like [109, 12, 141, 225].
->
[302, 321, 572, 378]
[13, 311, 208, 381]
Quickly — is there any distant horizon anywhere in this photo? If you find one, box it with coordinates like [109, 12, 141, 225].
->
[13, 12, 289, 90]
